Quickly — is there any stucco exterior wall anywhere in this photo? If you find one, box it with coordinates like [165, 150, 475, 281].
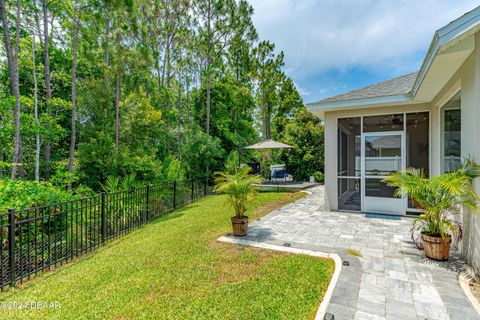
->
[461, 33, 480, 274]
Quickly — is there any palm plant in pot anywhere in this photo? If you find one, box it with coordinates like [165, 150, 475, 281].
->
[214, 166, 262, 237]
[383, 159, 479, 261]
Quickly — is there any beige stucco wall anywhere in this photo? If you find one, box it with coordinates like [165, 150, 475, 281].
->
[461, 33, 480, 274]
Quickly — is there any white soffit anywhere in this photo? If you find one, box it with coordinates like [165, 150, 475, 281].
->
[414, 35, 475, 102]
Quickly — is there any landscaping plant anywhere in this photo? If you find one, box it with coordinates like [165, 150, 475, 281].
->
[214, 160, 262, 236]
[384, 159, 480, 260]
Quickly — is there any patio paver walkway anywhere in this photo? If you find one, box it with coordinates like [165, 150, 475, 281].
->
[223, 186, 479, 320]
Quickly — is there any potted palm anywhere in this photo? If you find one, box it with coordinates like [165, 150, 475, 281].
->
[383, 160, 479, 260]
[214, 166, 262, 236]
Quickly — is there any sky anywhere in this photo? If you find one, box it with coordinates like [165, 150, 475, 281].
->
[248, 0, 480, 103]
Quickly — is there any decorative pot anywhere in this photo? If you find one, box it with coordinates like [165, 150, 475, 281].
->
[421, 233, 452, 261]
[231, 216, 248, 236]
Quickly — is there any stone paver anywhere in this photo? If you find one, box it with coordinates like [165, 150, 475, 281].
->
[227, 186, 479, 320]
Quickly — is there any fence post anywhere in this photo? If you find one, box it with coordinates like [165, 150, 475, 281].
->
[101, 192, 106, 242]
[8, 209, 16, 287]
[204, 176, 207, 196]
[191, 179, 194, 203]
[146, 185, 150, 221]
[173, 180, 177, 210]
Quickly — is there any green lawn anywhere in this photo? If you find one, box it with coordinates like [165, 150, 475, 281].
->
[0, 192, 334, 320]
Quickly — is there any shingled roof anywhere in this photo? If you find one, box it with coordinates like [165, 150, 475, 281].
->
[310, 71, 419, 105]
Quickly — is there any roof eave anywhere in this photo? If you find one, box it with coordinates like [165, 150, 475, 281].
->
[307, 94, 413, 119]
[411, 6, 480, 97]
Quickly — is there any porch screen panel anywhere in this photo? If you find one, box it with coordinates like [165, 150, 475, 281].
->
[406, 112, 430, 209]
[337, 117, 361, 211]
[363, 114, 404, 132]
[406, 112, 429, 174]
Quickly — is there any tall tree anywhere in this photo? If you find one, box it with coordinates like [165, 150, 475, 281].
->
[32, 29, 40, 181]
[194, 0, 255, 135]
[42, 0, 52, 179]
[68, 1, 82, 179]
[253, 41, 284, 140]
[273, 77, 304, 140]
[1, 0, 24, 179]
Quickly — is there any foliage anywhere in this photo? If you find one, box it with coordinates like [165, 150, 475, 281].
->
[101, 173, 141, 193]
[225, 150, 239, 174]
[0, 0, 322, 208]
[279, 108, 324, 181]
[383, 159, 480, 239]
[0, 179, 76, 212]
[314, 171, 325, 184]
[0, 192, 333, 320]
[214, 166, 262, 217]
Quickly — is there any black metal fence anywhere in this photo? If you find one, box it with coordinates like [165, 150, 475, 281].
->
[0, 177, 212, 289]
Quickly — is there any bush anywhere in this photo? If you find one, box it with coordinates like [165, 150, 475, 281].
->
[314, 171, 324, 184]
[0, 179, 77, 212]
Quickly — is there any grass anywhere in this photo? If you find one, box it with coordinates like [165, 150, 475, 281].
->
[0, 192, 334, 320]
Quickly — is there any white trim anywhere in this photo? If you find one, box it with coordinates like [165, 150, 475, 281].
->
[217, 237, 343, 320]
[413, 6, 480, 96]
[307, 94, 412, 113]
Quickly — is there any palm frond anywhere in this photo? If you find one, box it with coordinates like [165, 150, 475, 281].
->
[384, 159, 480, 238]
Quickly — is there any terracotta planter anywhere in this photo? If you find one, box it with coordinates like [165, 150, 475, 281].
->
[231, 216, 248, 237]
[422, 233, 452, 261]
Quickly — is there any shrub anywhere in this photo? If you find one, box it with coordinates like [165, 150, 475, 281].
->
[0, 179, 77, 212]
[314, 171, 324, 184]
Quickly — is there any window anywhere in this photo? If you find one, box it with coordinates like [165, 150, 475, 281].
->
[441, 93, 461, 173]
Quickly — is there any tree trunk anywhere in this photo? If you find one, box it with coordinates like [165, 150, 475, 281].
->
[261, 89, 267, 140]
[104, 17, 110, 84]
[114, 72, 120, 155]
[0, 142, 3, 177]
[165, 38, 171, 88]
[68, 9, 80, 184]
[205, 0, 212, 136]
[43, 0, 52, 180]
[1, 0, 24, 179]
[32, 32, 40, 181]
[177, 73, 182, 130]
[265, 107, 271, 140]
[185, 74, 190, 125]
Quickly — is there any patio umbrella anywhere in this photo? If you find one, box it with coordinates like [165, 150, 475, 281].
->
[239, 139, 292, 173]
[244, 139, 293, 149]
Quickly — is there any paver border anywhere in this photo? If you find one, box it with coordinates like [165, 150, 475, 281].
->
[460, 272, 480, 314]
[217, 236, 342, 320]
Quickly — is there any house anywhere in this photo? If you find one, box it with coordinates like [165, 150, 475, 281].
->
[307, 6, 480, 272]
